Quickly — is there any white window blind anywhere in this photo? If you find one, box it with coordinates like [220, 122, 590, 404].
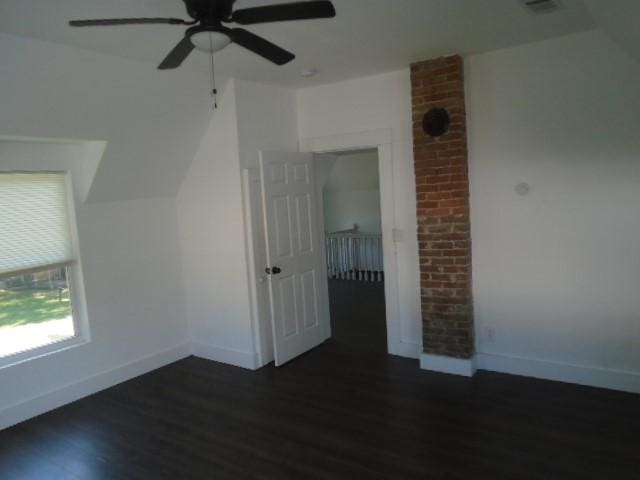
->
[0, 172, 75, 278]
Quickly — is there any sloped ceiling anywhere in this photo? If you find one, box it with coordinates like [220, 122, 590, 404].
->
[325, 151, 379, 192]
[0, 32, 212, 203]
[585, 0, 640, 63]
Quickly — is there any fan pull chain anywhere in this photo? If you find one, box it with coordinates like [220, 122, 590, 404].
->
[209, 33, 218, 109]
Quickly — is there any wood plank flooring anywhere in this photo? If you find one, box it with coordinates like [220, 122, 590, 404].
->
[0, 342, 638, 479]
[328, 278, 387, 353]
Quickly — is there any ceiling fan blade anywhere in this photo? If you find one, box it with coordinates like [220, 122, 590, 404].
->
[158, 36, 195, 70]
[69, 18, 192, 27]
[231, 1, 335, 25]
[230, 28, 295, 65]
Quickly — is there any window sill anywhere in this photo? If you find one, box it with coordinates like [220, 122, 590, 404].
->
[0, 335, 89, 370]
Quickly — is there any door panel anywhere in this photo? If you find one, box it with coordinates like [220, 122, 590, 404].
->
[273, 195, 292, 258]
[279, 275, 298, 337]
[300, 269, 318, 329]
[260, 151, 329, 366]
[295, 194, 313, 253]
[269, 162, 287, 184]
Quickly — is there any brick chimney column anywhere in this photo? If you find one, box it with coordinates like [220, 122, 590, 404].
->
[411, 55, 474, 371]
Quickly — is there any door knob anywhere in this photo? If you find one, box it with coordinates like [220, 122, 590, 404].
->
[265, 266, 282, 275]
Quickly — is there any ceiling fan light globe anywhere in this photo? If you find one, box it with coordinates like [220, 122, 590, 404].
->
[189, 31, 231, 52]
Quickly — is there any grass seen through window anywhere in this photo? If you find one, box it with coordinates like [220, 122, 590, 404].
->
[0, 267, 75, 358]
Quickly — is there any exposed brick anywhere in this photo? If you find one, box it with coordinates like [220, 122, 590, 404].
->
[411, 55, 474, 360]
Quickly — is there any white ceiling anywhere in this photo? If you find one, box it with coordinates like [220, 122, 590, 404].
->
[0, 0, 596, 87]
[584, 0, 640, 63]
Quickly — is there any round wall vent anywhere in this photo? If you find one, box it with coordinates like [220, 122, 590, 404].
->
[422, 108, 450, 137]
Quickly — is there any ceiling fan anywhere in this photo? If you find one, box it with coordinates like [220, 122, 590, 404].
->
[69, 0, 336, 69]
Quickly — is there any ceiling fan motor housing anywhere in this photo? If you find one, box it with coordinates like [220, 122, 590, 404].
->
[183, 0, 235, 24]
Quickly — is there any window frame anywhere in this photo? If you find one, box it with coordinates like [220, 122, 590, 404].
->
[0, 171, 90, 369]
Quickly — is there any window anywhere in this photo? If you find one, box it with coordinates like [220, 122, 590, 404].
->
[0, 172, 86, 363]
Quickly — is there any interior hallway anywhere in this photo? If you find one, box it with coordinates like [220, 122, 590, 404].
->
[328, 278, 387, 354]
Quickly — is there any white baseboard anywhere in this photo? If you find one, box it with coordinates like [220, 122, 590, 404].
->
[191, 342, 258, 370]
[4, 342, 635, 433]
[420, 353, 476, 377]
[0, 342, 191, 431]
[396, 340, 421, 359]
[476, 352, 640, 394]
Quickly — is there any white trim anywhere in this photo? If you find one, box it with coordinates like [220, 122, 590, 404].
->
[3, 343, 637, 432]
[0, 171, 91, 369]
[0, 135, 101, 145]
[241, 168, 268, 367]
[191, 342, 259, 370]
[416, 351, 640, 393]
[299, 129, 392, 154]
[476, 352, 640, 394]
[311, 156, 334, 345]
[420, 353, 477, 377]
[0, 335, 88, 371]
[299, 129, 405, 358]
[0, 343, 191, 431]
[397, 340, 421, 359]
[64, 170, 92, 356]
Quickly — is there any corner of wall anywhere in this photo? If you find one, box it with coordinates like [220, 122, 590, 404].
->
[174, 77, 254, 356]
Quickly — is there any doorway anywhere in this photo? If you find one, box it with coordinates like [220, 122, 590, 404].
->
[317, 149, 387, 354]
[243, 137, 400, 367]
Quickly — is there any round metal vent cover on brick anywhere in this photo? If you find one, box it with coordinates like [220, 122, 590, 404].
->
[422, 107, 450, 137]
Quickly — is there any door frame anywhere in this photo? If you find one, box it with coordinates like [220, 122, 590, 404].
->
[300, 129, 402, 356]
[242, 168, 274, 367]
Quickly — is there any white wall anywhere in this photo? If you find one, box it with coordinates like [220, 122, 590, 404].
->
[297, 71, 423, 357]
[235, 79, 299, 168]
[324, 190, 381, 234]
[235, 79, 300, 366]
[323, 151, 381, 235]
[0, 32, 211, 203]
[296, 32, 640, 390]
[0, 32, 202, 427]
[176, 79, 300, 368]
[3, 25, 636, 428]
[176, 81, 257, 368]
[0, 140, 189, 428]
[467, 30, 640, 391]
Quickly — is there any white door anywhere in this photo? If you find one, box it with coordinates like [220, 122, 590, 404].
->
[260, 151, 329, 366]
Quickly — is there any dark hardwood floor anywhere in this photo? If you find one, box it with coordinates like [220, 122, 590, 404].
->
[0, 341, 638, 479]
[329, 278, 387, 353]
